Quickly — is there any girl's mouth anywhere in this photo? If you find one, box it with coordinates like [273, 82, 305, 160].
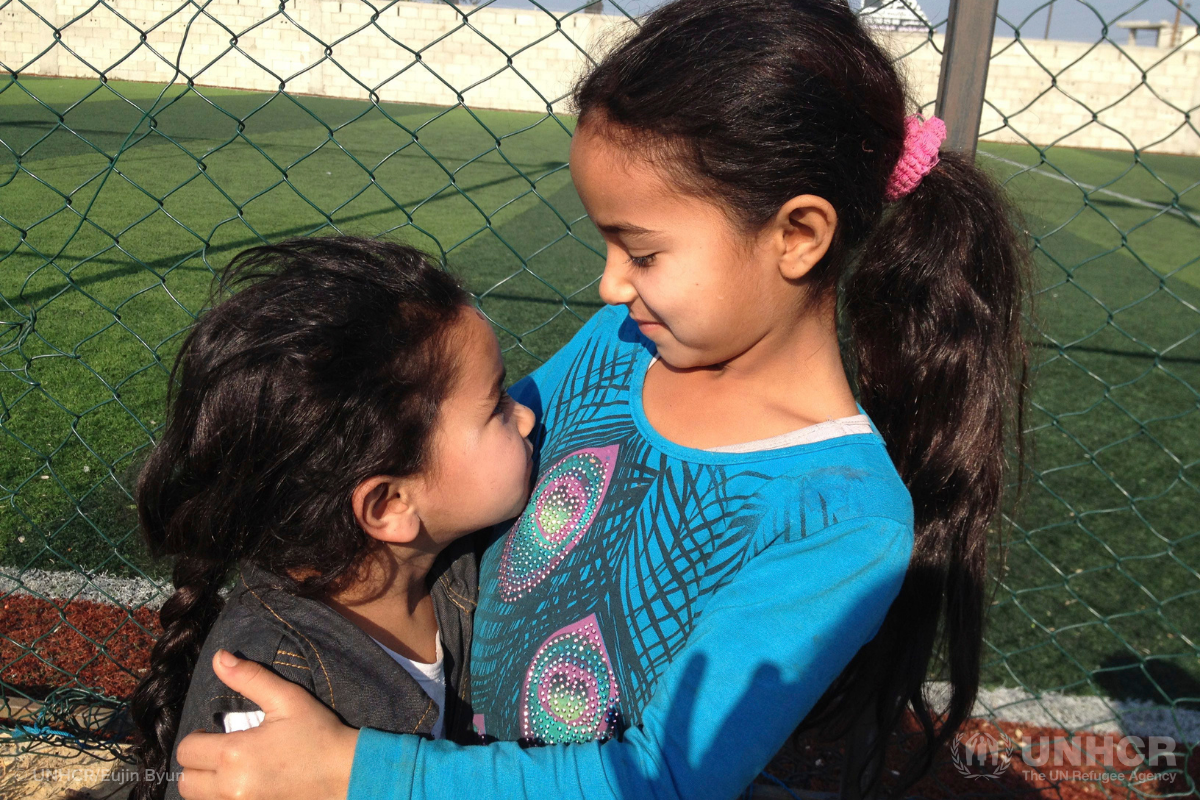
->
[631, 317, 662, 333]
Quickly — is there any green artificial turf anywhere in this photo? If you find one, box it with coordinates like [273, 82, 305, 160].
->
[978, 142, 1200, 706]
[0, 76, 604, 580]
[1, 77, 1198, 705]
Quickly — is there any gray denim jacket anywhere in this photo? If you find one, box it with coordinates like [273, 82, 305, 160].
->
[163, 535, 480, 800]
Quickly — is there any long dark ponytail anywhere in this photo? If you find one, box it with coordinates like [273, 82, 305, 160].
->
[573, 0, 1029, 795]
[836, 151, 1029, 793]
[129, 236, 470, 800]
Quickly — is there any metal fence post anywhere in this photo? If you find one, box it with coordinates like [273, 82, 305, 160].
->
[935, 0, 999, 155]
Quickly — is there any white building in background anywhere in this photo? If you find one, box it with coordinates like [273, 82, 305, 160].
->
[857, 0, 931, 32]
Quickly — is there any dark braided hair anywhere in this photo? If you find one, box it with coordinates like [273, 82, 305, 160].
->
[129, 236, 470, 800]
[574, 1, 1029, 795]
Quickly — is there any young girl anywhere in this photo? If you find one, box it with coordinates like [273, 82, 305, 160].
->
[128, 236, 535, 800]
[173, 1, 1028, 798]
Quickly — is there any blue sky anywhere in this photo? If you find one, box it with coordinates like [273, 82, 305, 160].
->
[438, 0, 1196, 44]
[928, 0, 1194, 43]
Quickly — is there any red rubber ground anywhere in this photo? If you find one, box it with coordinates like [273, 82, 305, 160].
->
[3, 593, 1196, 798]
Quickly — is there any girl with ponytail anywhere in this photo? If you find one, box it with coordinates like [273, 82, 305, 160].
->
[171, 2, 1029, 799]
[130, 236, 536, 799]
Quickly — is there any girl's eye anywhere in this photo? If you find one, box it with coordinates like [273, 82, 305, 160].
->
[494, 391, 514, 416]
[628, 253, 656, 269]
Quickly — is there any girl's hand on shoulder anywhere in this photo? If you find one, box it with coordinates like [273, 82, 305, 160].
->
[176, 650, 359, 800]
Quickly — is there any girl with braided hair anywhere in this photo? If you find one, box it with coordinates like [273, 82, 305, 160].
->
[130, 236, 535, 799]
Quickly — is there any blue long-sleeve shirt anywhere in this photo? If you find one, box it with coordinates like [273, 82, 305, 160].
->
[348, 305, 914, 800]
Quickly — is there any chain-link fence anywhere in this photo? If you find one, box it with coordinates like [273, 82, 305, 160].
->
[1, 0, 1197, 796]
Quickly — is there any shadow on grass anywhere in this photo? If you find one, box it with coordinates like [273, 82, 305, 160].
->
[1094, 651, 1200, 711]
[2, 461, 161, 580]
[7, 162, 570, 308]
[1032, 341, 1200, 366]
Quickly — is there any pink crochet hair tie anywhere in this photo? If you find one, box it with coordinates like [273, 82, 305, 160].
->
[885, 114, 947, 202]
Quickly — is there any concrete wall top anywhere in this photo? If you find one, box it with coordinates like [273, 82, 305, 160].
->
[2, 2, 1196, 154]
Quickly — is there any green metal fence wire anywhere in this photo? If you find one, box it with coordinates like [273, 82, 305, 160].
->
[983, 0, 1200, 743]
[0, 0, 1197, 795]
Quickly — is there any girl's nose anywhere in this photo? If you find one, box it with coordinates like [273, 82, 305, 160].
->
[515, 401, 536, 439]
[598, 257, 637, 307]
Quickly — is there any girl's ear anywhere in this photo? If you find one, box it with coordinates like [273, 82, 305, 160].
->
[351, 476, 422, 545]
[775, 194, 838, 281]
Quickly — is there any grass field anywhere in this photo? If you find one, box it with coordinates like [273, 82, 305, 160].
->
[976, 144, 1200, 707]
[2, 76, 1198, 707]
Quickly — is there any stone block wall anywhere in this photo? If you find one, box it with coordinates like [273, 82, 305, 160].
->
[979, 34, 1200, 154]
[2, 1, 1197, 155]
[1, 1, 630, 112]
[872, 28, 1200, 155]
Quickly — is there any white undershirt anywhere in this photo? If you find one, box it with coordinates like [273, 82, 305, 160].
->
[221, 635, 447, 739]
[372, 635, 446, 740]
[645, 356, 874, 452]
